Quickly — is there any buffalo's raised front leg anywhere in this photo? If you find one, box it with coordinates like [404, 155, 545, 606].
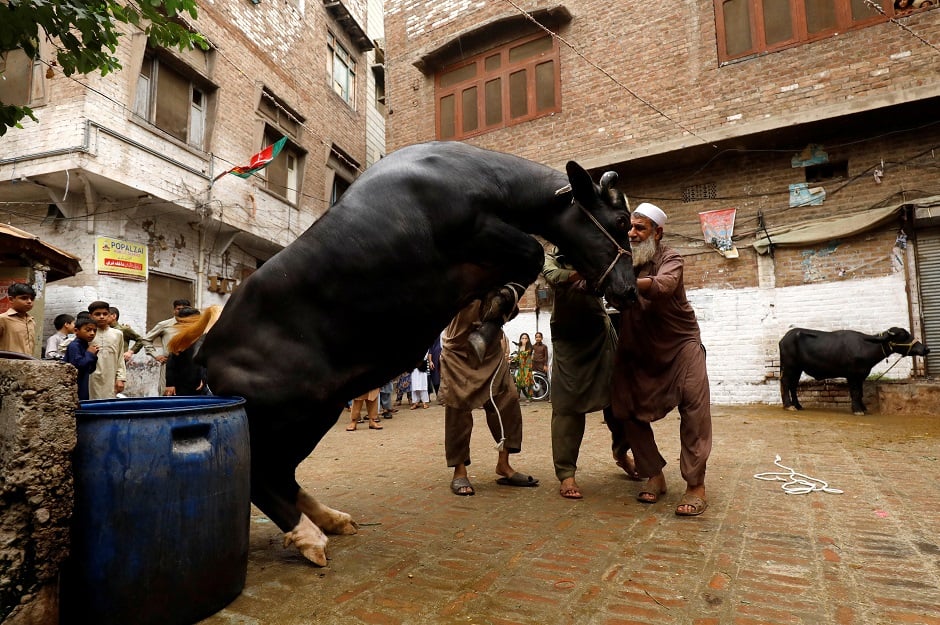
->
[468, 283, 526, 363]
[282, 489, 358, 567]
[296, 489, 358, 535]
[450, 215, 545, 363]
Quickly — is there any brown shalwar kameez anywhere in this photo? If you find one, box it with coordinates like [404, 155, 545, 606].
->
[610, 245, 712, 487]
[439, 301, 523, 468]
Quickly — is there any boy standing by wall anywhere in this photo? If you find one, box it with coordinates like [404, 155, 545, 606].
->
[0, 283, 37, 357]
[87, 301, 126, 399]
[66, 315, 99, 401]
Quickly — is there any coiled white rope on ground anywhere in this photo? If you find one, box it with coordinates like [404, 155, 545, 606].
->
[754, 455, 844, 495]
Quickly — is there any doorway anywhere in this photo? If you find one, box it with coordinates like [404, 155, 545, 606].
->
[147, 274, 194, 330]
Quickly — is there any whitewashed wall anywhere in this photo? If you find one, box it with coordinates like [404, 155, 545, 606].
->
[504, 272, 914, 405]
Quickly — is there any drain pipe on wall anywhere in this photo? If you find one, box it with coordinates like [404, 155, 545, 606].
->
[196, 160, 215, 310]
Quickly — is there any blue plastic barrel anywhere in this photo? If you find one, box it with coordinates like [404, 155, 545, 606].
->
[61, 396, 251, 625]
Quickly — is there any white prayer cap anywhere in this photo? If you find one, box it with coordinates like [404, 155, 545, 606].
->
[633, 202, 667, 227]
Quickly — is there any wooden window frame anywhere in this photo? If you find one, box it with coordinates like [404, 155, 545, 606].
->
[256, 89, 305, 206]
[259, 124, 305, 206]
[133, 52, 213, 149]
[328, 31, 357, 108]
[435, 32, 561, 141]
[0, 49, 47, 108]
[715, 0, 936, 64]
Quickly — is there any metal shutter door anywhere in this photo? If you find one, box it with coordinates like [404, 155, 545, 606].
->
[916, 227, 940, 376]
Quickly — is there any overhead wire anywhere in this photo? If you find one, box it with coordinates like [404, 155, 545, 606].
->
[7, 3, 940, 240]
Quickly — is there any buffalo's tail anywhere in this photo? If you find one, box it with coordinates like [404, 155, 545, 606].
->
[167, 305, 222, 354]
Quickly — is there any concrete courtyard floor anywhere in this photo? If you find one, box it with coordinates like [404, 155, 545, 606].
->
[198, 401, 939, 625]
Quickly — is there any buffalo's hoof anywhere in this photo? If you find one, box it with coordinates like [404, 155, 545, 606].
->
[468, 331, 487, 365]
[785, 406, 798, 411]
[283, 515, 329, 567]
[853, 411, 866, 416]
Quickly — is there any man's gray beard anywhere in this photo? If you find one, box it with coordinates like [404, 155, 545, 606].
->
[632, 237, 658, 267]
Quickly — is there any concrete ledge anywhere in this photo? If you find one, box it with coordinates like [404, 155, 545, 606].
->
[1, 359, 78, 624]
[793, 378, 940, 414]
[877, 380, 940, 415]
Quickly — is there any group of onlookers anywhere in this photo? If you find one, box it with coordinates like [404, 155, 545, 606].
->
[0, 289, 205, 401]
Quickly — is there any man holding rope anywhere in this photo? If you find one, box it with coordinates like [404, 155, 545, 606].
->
[439, 298, 540, 496]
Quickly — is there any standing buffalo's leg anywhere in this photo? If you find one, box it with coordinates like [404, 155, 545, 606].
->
[780, 366, 803, 410]
[296, 489, 358, 535]
[847, 375, 867, 415]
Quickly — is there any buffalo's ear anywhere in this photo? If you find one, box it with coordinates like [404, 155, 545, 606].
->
[566, 161, 597, 207]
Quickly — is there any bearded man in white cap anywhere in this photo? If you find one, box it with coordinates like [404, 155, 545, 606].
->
[608, 202, 713, 516]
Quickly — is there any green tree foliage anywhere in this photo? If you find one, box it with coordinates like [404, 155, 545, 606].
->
[0, 0, 207, 135]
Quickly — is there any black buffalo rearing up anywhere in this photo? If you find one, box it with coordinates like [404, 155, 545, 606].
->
[195, 141, 636, 565]
[779, 326, 929, 415]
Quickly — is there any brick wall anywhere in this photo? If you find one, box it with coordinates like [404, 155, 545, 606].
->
[382, 0, 938, 310]
[385, 1, 940, 165]
[2, 0, 373, 383]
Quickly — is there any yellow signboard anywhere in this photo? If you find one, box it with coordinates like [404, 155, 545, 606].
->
[95, 237, 148, 280]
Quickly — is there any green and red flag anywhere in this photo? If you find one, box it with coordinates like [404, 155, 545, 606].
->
[215, 136, 288, 181]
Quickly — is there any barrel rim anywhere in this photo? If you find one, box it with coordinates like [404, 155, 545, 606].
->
[76, 395, 246, 417]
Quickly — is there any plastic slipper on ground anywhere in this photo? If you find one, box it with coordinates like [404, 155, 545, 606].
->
[450, 477, 475, 496]
[675, 495, 708, 516]
[496, 472, 539, 487]
[637, 485, 666, 503]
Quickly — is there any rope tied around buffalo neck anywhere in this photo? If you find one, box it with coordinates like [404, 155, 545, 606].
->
[882, 340, 915, 358]
[754, 455, 843, 495]
[578, 204, 631, 290]
[871, 340, 916, 380]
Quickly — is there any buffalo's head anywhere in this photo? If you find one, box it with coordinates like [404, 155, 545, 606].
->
[548, 163, 637, 309]
[881, 327, 930, 357]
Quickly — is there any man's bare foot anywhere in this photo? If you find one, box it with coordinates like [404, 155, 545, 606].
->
[637, 472, 667, 503]
[614, 452, 641, 480]
[559, 477, 583, 499]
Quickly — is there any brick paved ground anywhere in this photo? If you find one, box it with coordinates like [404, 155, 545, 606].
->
[199, 401, 939, 625]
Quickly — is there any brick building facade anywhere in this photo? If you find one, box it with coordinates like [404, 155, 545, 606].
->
[384, 0, 940, 404]
[0, 0, 378, 366]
